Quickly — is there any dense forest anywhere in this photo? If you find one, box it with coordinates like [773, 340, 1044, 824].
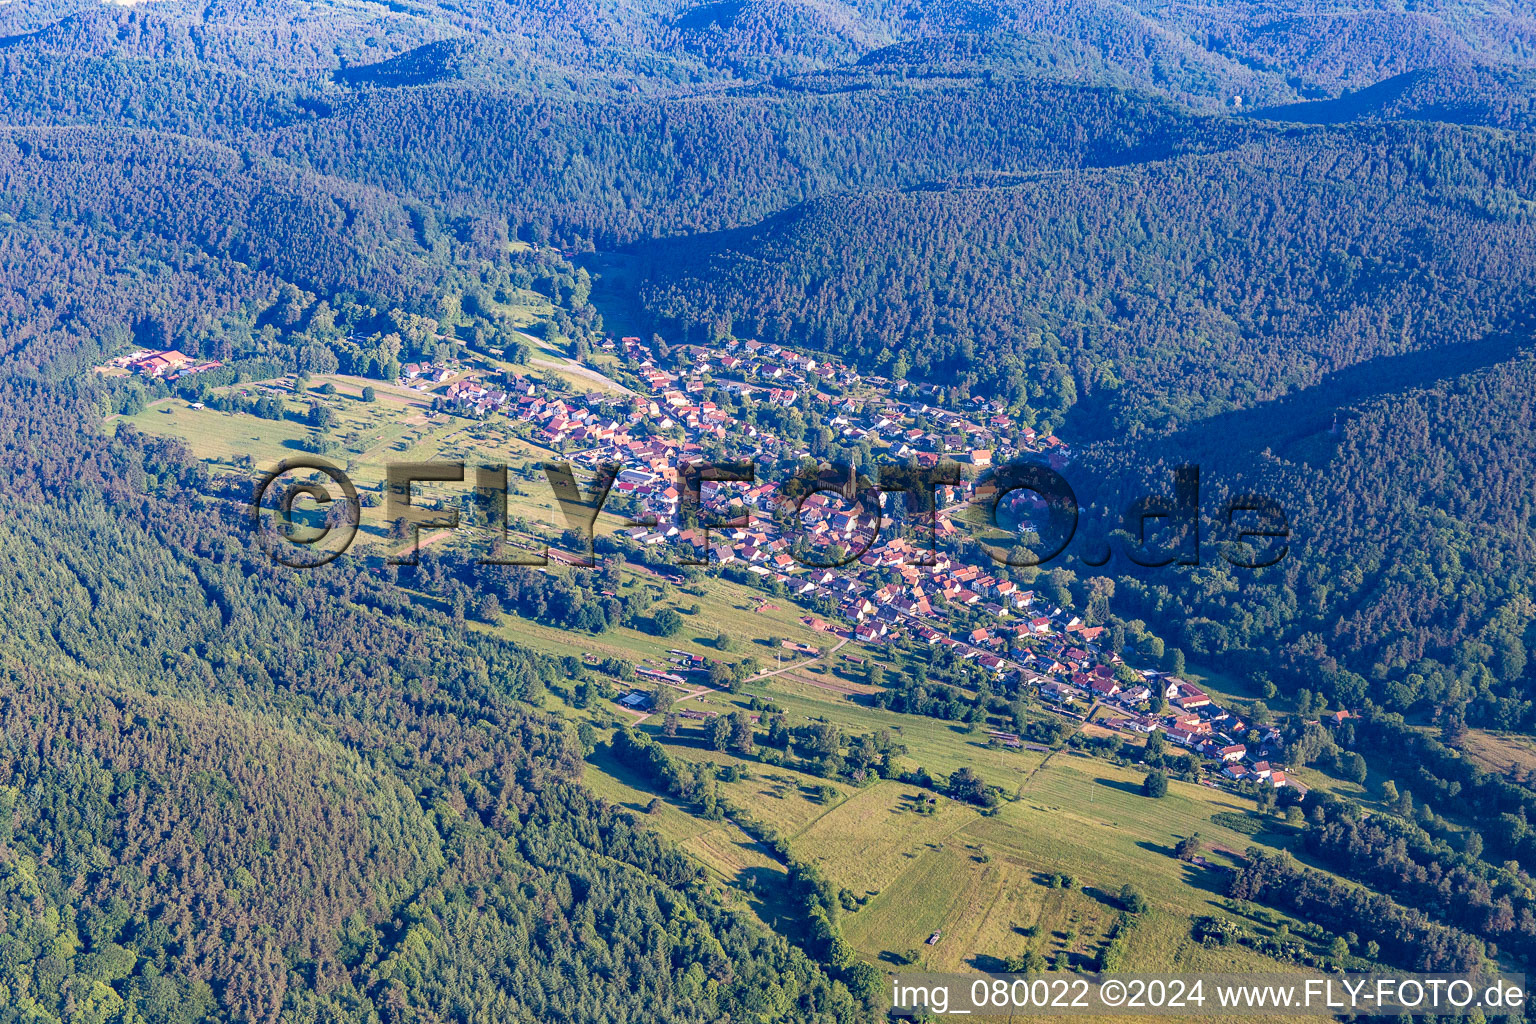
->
[1074, 348, 1536, 729]
[264, 77, 1253, 247]
[5, 0, 1536, 1016]
[0, 34, 867, 1015]
[0, 204, 863, 1024]
[0, 501, 861, 1024]
[636, 120, 1536, 435]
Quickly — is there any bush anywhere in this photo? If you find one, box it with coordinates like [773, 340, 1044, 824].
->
[1211, 812, 1265, 835]
[652, 607, 683, 636]
[1142, 771, 1168, 798]
[1003, 950, 1045, 974]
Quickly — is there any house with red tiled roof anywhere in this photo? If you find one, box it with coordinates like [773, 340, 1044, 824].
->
[130, 350, 192, 377]
[1089, 676, 1120, 697]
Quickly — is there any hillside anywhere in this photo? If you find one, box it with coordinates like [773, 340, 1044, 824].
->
[1071, 348, 1536, 725]
[5, 0, 1536, 1018]
[634, 119, 1536, 434]
[1258, 63, 1536, 128]
[626, 112, 1536, 728]
[261, 77, 1252, 244]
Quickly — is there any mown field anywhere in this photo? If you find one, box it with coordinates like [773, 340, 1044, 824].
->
[470, 570, 830, 667]
[1460, 728, 1536, 776]
[636, 686, 1342, 1023]
[125, 377, 1355, 1021]
[113, 359, 645, 555]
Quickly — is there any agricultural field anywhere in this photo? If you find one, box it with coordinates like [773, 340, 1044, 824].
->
[361, 512, 1346, 1002]
[112, 358, 1386, 1017]
[111, 355, 645, 555]
[1460, 728, 1536, 777]
[469, 570, 830, 667]
[594, 672, 1346, 1023]
[736, 671, 1053, 786]
[120, 375, 539, 474]
[789, 780, 977, 898]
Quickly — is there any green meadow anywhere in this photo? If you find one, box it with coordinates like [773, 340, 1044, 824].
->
[115, 366, 637, 553]
[470, 571, 828, 668]
[643, 692, 1339, 1023]
[129, 387, 1363, 1018]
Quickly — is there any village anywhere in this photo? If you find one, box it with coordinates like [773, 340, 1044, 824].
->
[111, 326, 1309, 795]
[399, 331, 1310, 796]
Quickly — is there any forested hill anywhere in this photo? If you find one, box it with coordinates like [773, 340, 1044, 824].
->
[1255, 64, 1536, 129]
[0, 127, 442, 303]
[5, 0, 1536, 1018]
[634, 119, 1536, 435]
[1068, 348, 1536, 732]
[627, 106, 1536, 734]
[0, 105, 862, 1020]
[264, 79, 1252, 245]
[9, 0, 1516, 102]
[0, 494, 857, 1023]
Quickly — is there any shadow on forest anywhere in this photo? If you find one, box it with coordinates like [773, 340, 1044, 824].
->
[1066, 328, 1529, 462]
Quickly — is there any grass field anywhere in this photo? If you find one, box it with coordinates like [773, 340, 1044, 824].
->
[470, 571, 827, 669]
[124, 378, 1369, 1015]
[1462, 728, 1536, 776]
[554, 625, 1354, 1017]
[124, 399, 315, 465]
[818, 755, 1338, 1022]
[820, 753, 1274, 965]
[579, 744, 800, 933]
[680, 745, 859, 836]
[479, 284, 554, 330]
[744, 671, 1053, 787]
[114, 366, 642, 554]
[600, 642, 1374, 1021]
[790, 779, 975, 897]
